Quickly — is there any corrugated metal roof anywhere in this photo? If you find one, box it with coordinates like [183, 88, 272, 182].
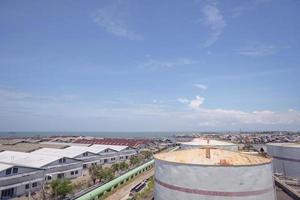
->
[89, 144, 128, 152]
[0, 162, 13, 171]
[31, 147, 98, 158]
[0, 151, 65, 168]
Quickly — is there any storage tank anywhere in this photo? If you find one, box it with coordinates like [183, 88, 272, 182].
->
[266, 143, 300, 179]
[154, 148, 276, 200]
[180, 138, 238, 151]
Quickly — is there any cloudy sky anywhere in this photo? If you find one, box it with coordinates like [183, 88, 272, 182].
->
[0, 0, 300, 132]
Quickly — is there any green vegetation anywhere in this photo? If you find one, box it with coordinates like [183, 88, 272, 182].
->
[130, 156, 142, 166]
[140, 150, 153, 160]
[88, 165, 115, 184]
[119, 161, 129, 171]
[50, 179, 73, 200]
[89, 165, 103, 184]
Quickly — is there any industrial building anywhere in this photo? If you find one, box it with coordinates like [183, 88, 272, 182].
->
[0, 163, 44, 199]
[0, 151, 83, 182]
[154, 148, 276, 200]
[88, 144, 137, 162]
[180, 138, 239, 151]
[0, 142, 68, 153]
[266, 143, 300, 179]
[31, 147, 101, 169]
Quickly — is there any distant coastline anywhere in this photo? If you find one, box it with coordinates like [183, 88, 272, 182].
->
[0, 131, 178, 138]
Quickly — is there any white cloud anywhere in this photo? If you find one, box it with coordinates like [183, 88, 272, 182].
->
[189, 96, 205, 109]
[143, 58, 197, 69]
[201, 2, 226, 47]
[193, 84, 208, 91]
[177, 98, 189, 104]
[238, 44, 279, 56]
[179, 108, 300, 128]
[92, 2, 142, 40]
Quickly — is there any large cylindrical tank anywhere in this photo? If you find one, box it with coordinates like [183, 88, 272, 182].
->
[154, 149, 276, 200]
[180, 138, 238, 151]
[266, 143, 300, 179]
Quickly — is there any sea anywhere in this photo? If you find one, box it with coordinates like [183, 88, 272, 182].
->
[0, 131, 193, 139]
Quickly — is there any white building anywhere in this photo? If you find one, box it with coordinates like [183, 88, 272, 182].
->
[88, 144, 137, 163]
[32, 147, 101, 169]
[0, 163, 44, 199]
[0, 151, 82, 182]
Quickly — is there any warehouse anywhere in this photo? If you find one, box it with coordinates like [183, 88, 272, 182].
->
[0, 151, 82, 181]
[0, 162, 44, 199]
[88, 144, 137, 163]
[32, 147, 101, 169]
[154, 148, 276, 200]
[180, 138, 239, 151]
[266, 143, 300, 179]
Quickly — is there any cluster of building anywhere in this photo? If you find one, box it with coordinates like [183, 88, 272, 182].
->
[219, 132, 300, 144]
[0, 139, 138, 199]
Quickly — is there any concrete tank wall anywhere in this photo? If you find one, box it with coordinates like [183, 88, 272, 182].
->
[154, 159, 276, 200]
[266, 144, 300, 179]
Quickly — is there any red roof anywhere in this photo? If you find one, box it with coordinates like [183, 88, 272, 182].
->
[74, 138, 150, 148]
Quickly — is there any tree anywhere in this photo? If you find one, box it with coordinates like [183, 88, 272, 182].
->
[119, 162, 129, 171]
[141, 151, 152, 160]
[112, 163, 120, 173]
[50, 179, 73, 200]
[99, 168, 115, 181]
[130, 156, 141, 167]
[89, 165, 102, 184]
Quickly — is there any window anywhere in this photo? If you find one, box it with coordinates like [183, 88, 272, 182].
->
[83, 152, 88, 157]
[32, 182, 37, 188]
[111, 158, 116, 161]
[125, 156, 129, 159]
[1, 188, 14, 198]
[75, 170, 78, 174]
[83, 164, 87, 169]
[59, 158, 66, 163]
[5, 168, 12, 175]
[119, 156, 123, 160]
[57, 173, 64, 179]
[104, 149, 109, 153]
[12, 168, 18, 174]
[71, 171, 74, 175]
[25, 184, 29, 189]
[47, 176, 52, 180]
[104, 159, 108, 163]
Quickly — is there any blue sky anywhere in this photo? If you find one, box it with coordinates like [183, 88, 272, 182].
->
[0, 0, 300, 132]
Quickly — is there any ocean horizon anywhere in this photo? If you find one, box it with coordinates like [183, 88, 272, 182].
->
[0, 131, 190, 138]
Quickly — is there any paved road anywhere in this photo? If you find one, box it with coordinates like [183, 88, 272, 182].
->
[105, 169, 154, 200]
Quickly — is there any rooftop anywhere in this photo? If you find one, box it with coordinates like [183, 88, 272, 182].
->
[0, 151, 68, 168]
[0, 143, 68, 152]
[31, 146, 98, 158]
[154, 148, 271, 166]
[0, 162, 14, 171]
[180, 138, 236, 146]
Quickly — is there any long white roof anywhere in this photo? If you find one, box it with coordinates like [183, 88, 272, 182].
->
[89, 144, 128, 152]
[0, 151, 66, 168]
[0, 162, 14, 171]
[32, 147, 97, 158]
